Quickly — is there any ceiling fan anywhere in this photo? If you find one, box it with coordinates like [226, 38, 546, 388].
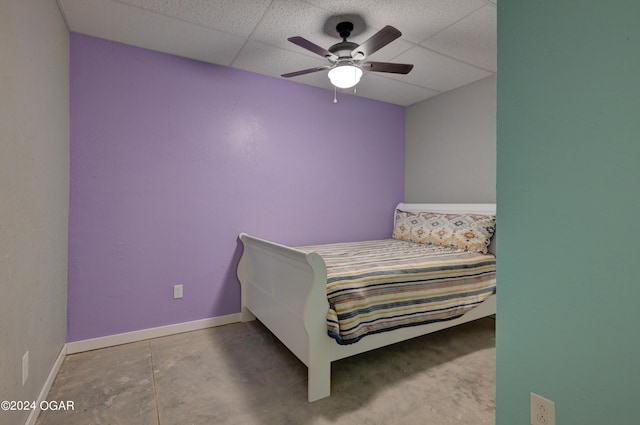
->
[281, 21, 414, 90]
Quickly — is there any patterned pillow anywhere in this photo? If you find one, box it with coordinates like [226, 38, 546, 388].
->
[392, 209, 496, 254]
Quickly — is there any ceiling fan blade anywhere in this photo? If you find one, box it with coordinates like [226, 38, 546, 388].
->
[287, 36, 338, 61]
[362, 61, 414, 74]
[281, 65, 331, 78]
[351, 25, 402, 59]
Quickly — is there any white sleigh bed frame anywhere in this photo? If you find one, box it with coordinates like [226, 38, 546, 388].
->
[237, 203, 496, 402]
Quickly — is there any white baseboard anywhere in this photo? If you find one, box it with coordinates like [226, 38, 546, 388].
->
[66, 313, 241, 354]
[24, 344, 67, 425]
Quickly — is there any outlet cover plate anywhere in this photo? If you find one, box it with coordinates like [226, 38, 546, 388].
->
[531, 392, 555, 425]
[173, 284, 183, 299]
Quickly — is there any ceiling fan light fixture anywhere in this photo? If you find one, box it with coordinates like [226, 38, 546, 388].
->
[328, 63, 363, 89]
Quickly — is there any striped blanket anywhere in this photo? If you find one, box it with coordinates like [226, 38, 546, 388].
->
[297, 239, 496, 345]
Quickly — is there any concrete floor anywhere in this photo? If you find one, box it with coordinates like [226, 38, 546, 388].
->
[36, 318, 495, 425]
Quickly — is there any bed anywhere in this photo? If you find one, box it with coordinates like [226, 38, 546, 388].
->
[237, 203, 496, 402]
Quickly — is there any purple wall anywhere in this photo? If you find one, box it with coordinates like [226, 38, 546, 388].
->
[68, 34, 405, 342]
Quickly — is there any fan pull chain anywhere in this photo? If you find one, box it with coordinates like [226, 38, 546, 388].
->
[333, 86, 337, 103]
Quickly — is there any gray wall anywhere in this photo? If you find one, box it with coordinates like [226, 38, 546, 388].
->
[405, 75, 496, 203]
[0, 1, 69, 424]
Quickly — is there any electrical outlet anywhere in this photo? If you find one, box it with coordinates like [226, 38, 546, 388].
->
[22, 351, 29, 386]
[173, 284, 183, 299]
[531, 392, 555, 425]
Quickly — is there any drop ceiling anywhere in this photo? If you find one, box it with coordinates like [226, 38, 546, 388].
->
[57, 0, 496, 106]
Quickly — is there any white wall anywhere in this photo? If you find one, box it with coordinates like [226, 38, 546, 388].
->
[405, 75, 496, 203]
[0, 1, 69, 424]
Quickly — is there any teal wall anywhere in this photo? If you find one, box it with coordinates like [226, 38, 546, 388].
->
[496, 2, 640, 424]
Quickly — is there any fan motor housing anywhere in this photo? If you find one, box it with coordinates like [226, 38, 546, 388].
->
[328, 41, 358, 59]
[328, 21, 359, 59]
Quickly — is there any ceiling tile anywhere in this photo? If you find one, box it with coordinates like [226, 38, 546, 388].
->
[303, 0, 487, 43]
[250, 0, 337, 56]
[60, 0, 247, 65]
[114, 0, 271, 38]
[366, 38, 415, 62]
[421, 4, 496, 71]
[389, 45, 493, 91]
[353, 74, 441, 106]
[250, 0, 396, 57]
[233, 40, 327, 80]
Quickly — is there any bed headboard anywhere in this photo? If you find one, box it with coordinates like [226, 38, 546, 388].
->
[394, 203, 497, 255]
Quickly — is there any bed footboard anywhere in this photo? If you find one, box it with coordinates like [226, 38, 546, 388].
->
[237, 233, 332, 401]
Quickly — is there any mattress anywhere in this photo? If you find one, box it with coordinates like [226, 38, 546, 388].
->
[297, 239, 496, 345]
